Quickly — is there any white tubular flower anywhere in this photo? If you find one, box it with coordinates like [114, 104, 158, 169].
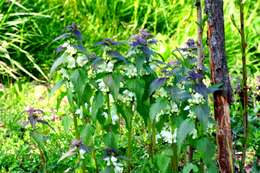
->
[160, 130, 173, 144]
[75, 108, 83, 118]
[66, 56, 76, 69]
[190, 129, 197, 139]
[104, 156, 123, 173]
[125, 64, 137, 78]
[96, 61, 114, 73]
[187, 111, 196, 119]
[96, 79, 109, 92]
[76, 55, 88, 67]
[173, 128, 177, 143]
[188, 92, 205, 105]
[119, 90, 136, 104]
[107, 61, 114, 72]
[66, 44, 77, 55]
[170, 102, 178, 113]
[102, 112, 108, 119]
[60, 68, 69, 79]
[96, 62, 107, 73]
[184, 105, 190, 111]
[153, 88, 168, 98]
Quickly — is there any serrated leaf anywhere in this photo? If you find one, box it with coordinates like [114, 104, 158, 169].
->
[196, 138, 216, 165]
[49, 80, 65, 96]
[62, 115, 73, 132]
[91, 91, 104, 119]
[156, 151, 171, 173]
[80, 124, 95, 145]
[194, 104, 209, 131]
[50, 55, 65, 75]
[149, 77, 167, 96]
[177, 119, 195, 152]
[58, 147, 76, 163]
[182, 163, 198, 173]
[207, 83, 223, 93]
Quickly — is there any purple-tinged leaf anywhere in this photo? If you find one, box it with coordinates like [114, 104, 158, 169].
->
[95, 38, 121, 46]
[187, 70, 203, 80]
[58, 147, 77, 163]
[107, 50, 127, 63]
[149, 78, 167, 96]
[53, 33, 70, 42]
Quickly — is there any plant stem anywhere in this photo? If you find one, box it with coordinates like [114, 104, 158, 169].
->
[127, 115, 133, 173]
[196, 0, 204, 72]
[171, 142, 178, 172]
[93, 149, 99, 173]
[73, 115, 80, 139]
[239, 0, 248, 169]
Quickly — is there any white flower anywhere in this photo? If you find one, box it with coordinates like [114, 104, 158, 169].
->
[66, 56, 76, 68]
[125, 64, 137, 78]
[107, 61, 114, 72]
[66, 44, 77, 55]
[188, 92, 205, 105]
[96, 61, 114, 73]
[184, 105, 190, 111]
[190, 129, 197, 139]
[97, 79, 109, 92]
[170, 102, 178, 113]
[173, 128, 177, 143]
[160, 130, 173, 144]
[75, 108, 83, 117]
[119, 90, 136, 104]
[60, 68, 69, 79]
[76, 55, 88, 67]
[187, 111, 196, 119]
[79, 148, 86, 159]
[104, 156, 123, 173]
[102, 112, 108, 119]
[153, 88, 168, 98]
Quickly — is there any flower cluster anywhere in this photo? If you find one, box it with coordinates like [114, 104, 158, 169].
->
[96, 61, 114, 73]
[188, 92, 205, 105]
[156, 127, 177, 144]
[104, 156, 123, 173]
[118, 90, 136, 104]
[124, 64, 137, 78]
[97, 79, 109, 92]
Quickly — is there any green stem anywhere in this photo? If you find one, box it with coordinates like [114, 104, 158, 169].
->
[73, 115, 80, 139]
[93, 149, 99, 173]
[151, 120, 156, 159]
[127, 115, 133, 173]
[239, 0, 248, 169]
[171, 142, 178, 172]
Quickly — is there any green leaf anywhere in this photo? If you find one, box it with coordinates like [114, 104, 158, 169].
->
[194, 104, 209, 131]
[149, 98, 168, 120]
[62, 115, 73, 132]
[177, 119, 195, 152]
[156, 151, 171, 173]
[49, 79, 65, 96]
[196, 138, 216, 166]
[149, 77, 167, 96]
[207, 83, 223, 93]
[103, 74, 121, 98]
[182, 163, 198, 173]
[70, 69, 89, 104]
[104, 132, 118, 148]
[50, 54, 65, 75]
[91, 91, 104, 119]
[80, 124, 95, 145]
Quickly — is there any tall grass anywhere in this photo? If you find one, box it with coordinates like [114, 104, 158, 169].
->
[0, 0, 259, 80]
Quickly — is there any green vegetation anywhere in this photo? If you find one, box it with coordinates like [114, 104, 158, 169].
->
[0, 0, 259, 172]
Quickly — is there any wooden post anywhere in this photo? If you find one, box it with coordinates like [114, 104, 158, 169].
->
[204, 0, 234, 172]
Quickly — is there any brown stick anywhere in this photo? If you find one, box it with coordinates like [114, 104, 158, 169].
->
[204, 0, 234, 172]
[239, 0, 248, 169]
[196, 0, 204, 72]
